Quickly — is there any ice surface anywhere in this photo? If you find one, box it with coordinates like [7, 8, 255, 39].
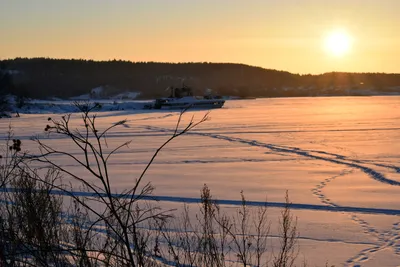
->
[1, 96, 400, 266]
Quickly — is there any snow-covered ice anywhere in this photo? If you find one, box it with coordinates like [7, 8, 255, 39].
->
[1, 96, 400, 266]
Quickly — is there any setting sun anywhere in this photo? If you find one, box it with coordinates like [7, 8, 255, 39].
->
[324, 30, 352, 57]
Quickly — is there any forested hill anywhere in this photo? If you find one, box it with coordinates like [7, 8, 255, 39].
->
[1, 58, 400, 99]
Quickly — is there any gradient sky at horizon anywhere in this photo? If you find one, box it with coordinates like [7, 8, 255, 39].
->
[1, 0, 399, 74]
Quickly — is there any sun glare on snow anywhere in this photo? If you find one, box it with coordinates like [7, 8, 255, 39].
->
[324, 30, 352, 57]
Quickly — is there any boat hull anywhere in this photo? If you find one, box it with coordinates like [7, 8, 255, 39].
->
[157, 100, 225, 110]
[151, 85, 225, 110]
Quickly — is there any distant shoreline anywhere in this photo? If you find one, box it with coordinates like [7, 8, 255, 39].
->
[1, 59, 400, 101]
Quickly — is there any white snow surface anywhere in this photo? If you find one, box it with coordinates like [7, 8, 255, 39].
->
[2, 96, 400, 266]
[13, 98, 152, 114]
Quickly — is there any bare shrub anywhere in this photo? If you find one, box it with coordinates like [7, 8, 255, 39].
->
[30, 102, 208, 266]
[0, 132, 69, 266]
[160, 184, 298, 267]
[273, 191, 299, 267]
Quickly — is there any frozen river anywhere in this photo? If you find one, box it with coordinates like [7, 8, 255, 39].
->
[2, 96, 400, 266]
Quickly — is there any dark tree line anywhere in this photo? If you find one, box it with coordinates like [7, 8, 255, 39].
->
[0, 71, 12, 95]
[1, 58, 400, 99]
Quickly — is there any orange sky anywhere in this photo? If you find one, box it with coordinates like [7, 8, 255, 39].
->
[1, 0, 399, 74]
